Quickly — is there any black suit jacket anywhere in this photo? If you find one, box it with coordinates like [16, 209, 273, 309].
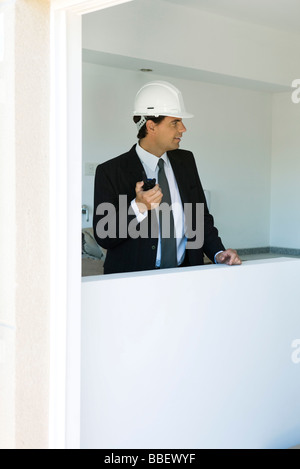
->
[93, 145, 225, 274]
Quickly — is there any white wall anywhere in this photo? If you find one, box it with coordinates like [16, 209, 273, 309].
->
[83, 61, 272, 249]
[270, 93, 300, 249]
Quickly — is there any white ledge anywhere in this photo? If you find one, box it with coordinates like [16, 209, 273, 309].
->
[81, 256, 299, 283]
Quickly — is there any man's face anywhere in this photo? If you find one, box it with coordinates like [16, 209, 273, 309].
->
[152, 116, 187, 153]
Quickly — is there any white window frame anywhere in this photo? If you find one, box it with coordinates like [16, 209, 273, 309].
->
[49, 0, 134, 450]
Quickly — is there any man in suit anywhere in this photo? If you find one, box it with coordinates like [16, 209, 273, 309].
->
[93, 81, 241, 274]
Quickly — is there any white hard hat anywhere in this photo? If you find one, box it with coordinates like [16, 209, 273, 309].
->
[133, 81, 194, 119]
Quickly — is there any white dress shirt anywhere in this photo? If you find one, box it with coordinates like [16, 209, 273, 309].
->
[131, 143, 187, 267]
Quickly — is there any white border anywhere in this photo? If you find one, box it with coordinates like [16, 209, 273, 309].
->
[49, 0, 134, 450]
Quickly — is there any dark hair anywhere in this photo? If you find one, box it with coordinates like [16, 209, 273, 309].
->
[133, 116, 165, 139]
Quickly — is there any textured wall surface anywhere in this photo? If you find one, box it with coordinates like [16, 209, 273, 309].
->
[14, 0, 50, 449]
[0, 0, 50, 450]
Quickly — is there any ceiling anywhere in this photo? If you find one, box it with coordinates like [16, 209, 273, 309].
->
[83, 49, 290, 92]
[163, 0, 300, 34]
[82, 0, 298, 92]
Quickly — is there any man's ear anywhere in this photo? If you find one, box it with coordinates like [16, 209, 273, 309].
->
[146, 119, 156, 134]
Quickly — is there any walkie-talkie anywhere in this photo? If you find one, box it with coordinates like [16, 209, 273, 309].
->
[142, 170, 156, 191]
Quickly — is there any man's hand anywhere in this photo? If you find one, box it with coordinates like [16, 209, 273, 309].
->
[215, 249, 242, 266]
[135, 181, 163, 213]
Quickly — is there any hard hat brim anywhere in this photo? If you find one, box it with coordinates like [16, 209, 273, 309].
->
[133, 111, 194, 119]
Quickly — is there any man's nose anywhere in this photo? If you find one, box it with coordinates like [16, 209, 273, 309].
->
[180, 121, 187, 133]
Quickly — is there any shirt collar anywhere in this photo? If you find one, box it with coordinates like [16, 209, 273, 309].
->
[136, 142, 170, 171]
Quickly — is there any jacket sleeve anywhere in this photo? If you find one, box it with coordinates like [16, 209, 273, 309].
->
[93, 164, 137, 250]
[191, 154, 226, 261]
